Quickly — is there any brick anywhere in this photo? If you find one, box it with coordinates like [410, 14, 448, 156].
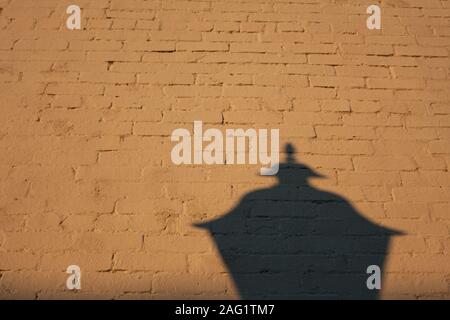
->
[223, 111, 282, 124]
[164, 85, 222, 97]
[393, 187, 450, 202]
[311, 140, 372, 155]
[395, 45, 448, 57]
[145, 235, 213, 253]
[223, 86, 280, 98]
[115, 252, 187, 272]
[79, 72, 135, 84]
[429, 140, 450, 154]
[82, 272, 153, 293]
[343, 114, 402, 127]
[353, 157, 417, 171]
[73, 233, 143, 252]
[372, 140, 428, 156]
[46, 83, 104, 95]
[341, 44, 394, 56]
[310, 76, 364, 88]
[385, 203, 428, 218]
[367, 79, 425, 89]
[14, 39, 68, 51]
[401, 171, 450, 187]
[299, 155, 353, 170]
[315, 126, 375, 139]
[0, 271, 64, 293]
[163, 111, 222, 123]
[335, 66, 390, 78]
[431, 204, 450, 219]
[40, 252, 112, 271]
[124, 41, 175, 52]
[339, 172, 401, 187]
[230, 43, 281, 53]
[0, 215, 24, 231]
[176, 42, 228, 52]
[3, 232, 73, 251]
[153, 273, 228, 295]
[203, 32, 256, 42]
[254, 74, 308, 87]
[0, 252, 40, 270]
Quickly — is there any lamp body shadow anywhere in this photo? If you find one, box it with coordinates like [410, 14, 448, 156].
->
[195, 153, 402, 299]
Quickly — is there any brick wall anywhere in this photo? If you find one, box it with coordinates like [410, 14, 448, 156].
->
[0, 0, 449, 299]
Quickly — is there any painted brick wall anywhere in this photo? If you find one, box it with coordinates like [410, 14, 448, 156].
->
[0, 0, 449, 299]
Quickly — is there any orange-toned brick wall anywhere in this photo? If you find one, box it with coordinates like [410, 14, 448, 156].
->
[0, 0, 449, 299]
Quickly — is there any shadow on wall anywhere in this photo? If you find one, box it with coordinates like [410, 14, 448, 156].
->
[195, 144, 404, 299]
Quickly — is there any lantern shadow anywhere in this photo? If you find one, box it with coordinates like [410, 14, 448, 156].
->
[195, 143, 403, 299]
